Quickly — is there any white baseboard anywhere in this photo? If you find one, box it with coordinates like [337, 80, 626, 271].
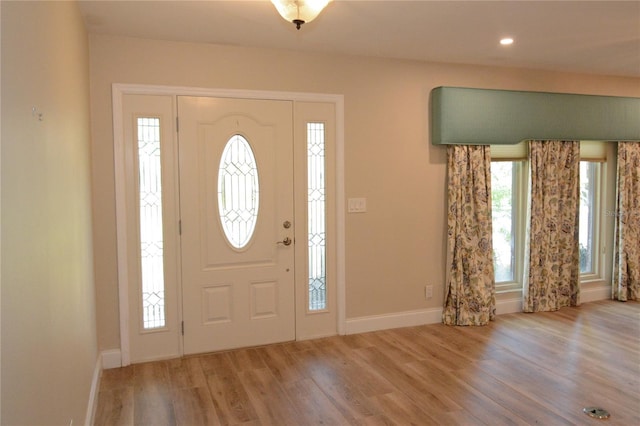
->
[581, 284, 611, 303]
[101, 349, 122, 370]
[343, 289, 611, 336]
[344, 299, 522, 335]
[495, 285, 610, 313]
[496, 297, 523, 315]
[84, 355, 102, 426]
[83, 350, 123, 424]
[345, 307, 442, 335]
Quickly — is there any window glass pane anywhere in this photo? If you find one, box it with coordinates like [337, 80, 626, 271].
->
[217, 135, 260, 250]
[491, 162, 515, 282]
[308, 123, 326, 311]
[137, 117, 166, 329]
[580, 161, 598, 274]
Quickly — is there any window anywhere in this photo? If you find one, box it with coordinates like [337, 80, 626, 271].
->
[579, 161, 602, 277]
[307, 122, 327, 311]
[490, 160, 526, 290]
[579, 140, 608, 281]
[490, 142, 609, 290]
[137, 117, 166, 329]
[490, 142, 527, 291]
[491, 162, 515, 282]
[217, 134, 260, 250]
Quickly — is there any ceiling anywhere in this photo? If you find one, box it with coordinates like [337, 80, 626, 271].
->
[78, 0, 640, 78]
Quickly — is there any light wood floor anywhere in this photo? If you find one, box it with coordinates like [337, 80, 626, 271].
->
[95, 300, 640, 425]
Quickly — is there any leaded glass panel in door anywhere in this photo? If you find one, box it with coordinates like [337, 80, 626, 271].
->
[137, 117, 166, 330]
[307, 123, 326, 311]
[217, 135, 260, 250]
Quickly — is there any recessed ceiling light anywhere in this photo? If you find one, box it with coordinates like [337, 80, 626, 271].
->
[500, 38, 514, 46]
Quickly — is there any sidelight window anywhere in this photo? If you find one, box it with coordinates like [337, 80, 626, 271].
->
[308, 123, 327, 311]
[137, 117, 166, 329]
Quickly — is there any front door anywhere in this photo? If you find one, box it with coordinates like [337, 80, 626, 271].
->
[178, 96, 295, 355]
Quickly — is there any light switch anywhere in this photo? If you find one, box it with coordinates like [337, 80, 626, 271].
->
[348, 198, 367, 213]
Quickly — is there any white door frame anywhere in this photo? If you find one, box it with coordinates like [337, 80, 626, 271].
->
[112, 83, 345, 366]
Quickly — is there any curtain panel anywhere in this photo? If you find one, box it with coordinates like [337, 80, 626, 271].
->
[443, 145, 496, 326]
[612, 142, 640, 301]
[523, 140, 580, 312]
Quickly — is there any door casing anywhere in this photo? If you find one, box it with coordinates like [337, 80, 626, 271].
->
[112, 84, 345, 366]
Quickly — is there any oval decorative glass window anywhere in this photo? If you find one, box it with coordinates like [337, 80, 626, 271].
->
[217, 135, 260, 249]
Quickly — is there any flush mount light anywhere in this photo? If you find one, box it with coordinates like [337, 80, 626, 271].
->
[271, 0, 331, 30]
[500, 37, 514, 46]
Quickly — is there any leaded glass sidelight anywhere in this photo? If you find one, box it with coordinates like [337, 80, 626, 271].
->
[308, 123, 326, 311]
[218, 135, 260, 250]
[137, 117, 166, 330]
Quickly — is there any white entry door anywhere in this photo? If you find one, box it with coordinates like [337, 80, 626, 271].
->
[178, 96, 295, 355]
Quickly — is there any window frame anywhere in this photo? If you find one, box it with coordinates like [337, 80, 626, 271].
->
[490, 159, 528, 293]
[579, 159, 605, 283]
[490, 141, 613, 293]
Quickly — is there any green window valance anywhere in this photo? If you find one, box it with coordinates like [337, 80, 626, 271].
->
[431, 86, 640, 145]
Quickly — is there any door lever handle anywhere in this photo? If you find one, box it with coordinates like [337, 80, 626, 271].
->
[277, 237, 292, 246]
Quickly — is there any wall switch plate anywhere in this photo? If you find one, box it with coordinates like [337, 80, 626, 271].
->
[348, 197, 367, 213]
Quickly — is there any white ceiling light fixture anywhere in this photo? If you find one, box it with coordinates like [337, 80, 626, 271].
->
[500, 37, 514, 46]
[271, 0, 331, 30]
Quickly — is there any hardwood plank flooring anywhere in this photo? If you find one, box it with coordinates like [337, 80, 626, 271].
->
[95, 301, 640, 425]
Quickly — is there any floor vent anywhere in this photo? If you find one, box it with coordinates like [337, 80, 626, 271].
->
[583, 407, 610, 419]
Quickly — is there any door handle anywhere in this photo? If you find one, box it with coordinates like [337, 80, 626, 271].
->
[277, 237, 292, 246]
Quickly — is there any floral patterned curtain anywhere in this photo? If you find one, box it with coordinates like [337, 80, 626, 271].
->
[523, 140, 580, 312]
[612, 142, 640, 301]
[443, 145, 495, 326]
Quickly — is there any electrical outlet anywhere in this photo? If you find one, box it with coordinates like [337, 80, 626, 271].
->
[425, 285, 433, 299]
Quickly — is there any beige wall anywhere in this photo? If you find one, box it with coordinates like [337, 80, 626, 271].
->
[1, 1, 97, 425]
[89, 34, 640, 351]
